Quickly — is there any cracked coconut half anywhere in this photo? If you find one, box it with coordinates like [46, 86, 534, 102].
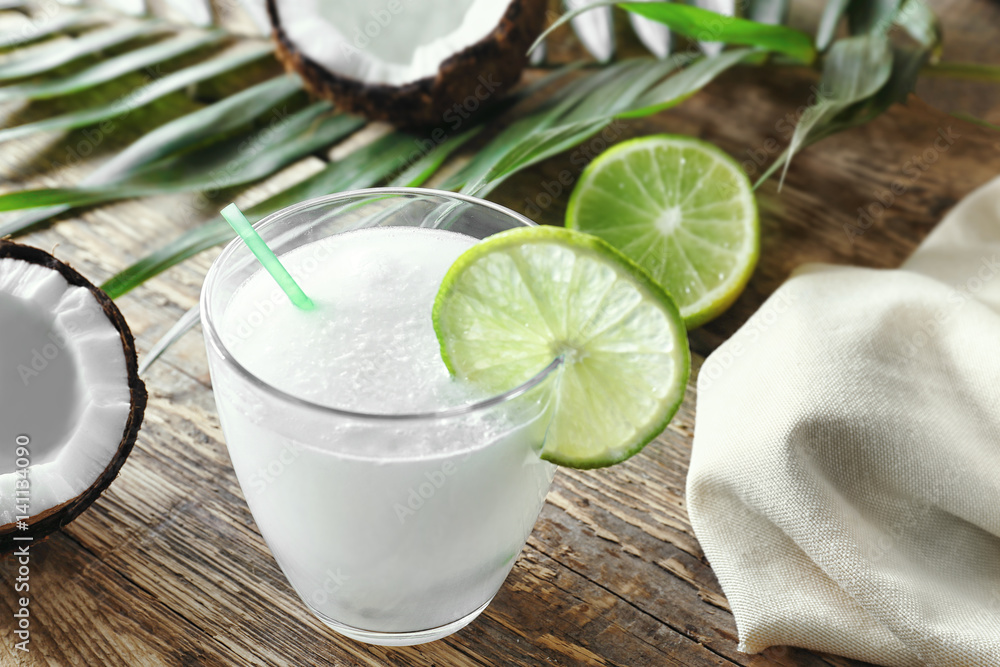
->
[267, 0, 547, 126]
[0, 241, 146, 552]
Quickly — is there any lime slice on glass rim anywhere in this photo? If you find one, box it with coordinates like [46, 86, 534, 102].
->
[566, 134, 759, 329]
[433, 226, 690, 469]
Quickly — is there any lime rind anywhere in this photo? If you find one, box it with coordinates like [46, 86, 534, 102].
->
[566, 134, 759, 329]
[433, 226, 690, 469]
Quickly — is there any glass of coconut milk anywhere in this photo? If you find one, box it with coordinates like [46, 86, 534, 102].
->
[200, 189, 560, 646]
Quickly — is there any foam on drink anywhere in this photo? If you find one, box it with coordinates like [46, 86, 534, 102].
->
[210, 225, 554, 635]
[222, 226, 486, 415]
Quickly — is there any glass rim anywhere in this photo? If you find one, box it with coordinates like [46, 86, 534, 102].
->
[200, 187, 562, 422]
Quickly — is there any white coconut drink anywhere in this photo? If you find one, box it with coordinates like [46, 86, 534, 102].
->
[0, 241, 146, 552]
[267, 0, 547, 125]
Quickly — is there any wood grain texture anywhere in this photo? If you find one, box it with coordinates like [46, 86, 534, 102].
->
[1, 1, 998, 665]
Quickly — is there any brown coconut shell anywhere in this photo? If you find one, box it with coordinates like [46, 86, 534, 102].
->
[267, 0, 547, 127]
[0, 241, 146, 553]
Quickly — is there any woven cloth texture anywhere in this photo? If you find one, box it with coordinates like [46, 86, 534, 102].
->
[687, 177, 1000, 667]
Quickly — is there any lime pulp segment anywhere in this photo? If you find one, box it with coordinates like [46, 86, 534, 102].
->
[566, 134, 759, 329]
[433, 226, 690, 469]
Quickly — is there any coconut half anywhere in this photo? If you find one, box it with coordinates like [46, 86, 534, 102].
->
[267, 0, 547, 126]
[0, 242, 146, 553]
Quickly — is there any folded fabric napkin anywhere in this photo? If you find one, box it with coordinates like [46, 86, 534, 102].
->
[687, 176, 1000, 667]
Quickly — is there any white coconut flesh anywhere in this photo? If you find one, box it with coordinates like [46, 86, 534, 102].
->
[0, 258, 131, 527]
[274, 0, 513, 86]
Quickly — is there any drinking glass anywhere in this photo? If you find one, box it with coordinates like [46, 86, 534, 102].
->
[200, 188, 559, 646]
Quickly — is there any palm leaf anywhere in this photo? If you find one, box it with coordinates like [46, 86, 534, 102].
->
[623, 2, 812, 63]
[565, 57, 682, 120]
[693, 0, 736, 57]
[114, 130, 481, 357]
[0, 9, 101, 49]
[756, 0, 943, 188]
[102, 131, 421, 298]
[565, 0, 615, 63]
[465, 119, 606, 197]
[0, 104, 361, 212]
[810, 0, 941, 145]
[531, 1, 815, 64]
[446, 60, 658, 193]
[0, 28, 226, 101]
[922, 61, 1000, 83]
[755, 33, 893, 188]
[517, 49, 752, 173]
[117, 106, 362, 192]
[0, 19, 167, 80]
[847, 0, 901, 35]
[0, 42, 274, 143]
[951, 113, 1000, 131]
[747, 0, 790, 25]
[389, 126, 483, 187]
[816, 0, 851, 49]
[624, 47, 753, 115]
[809, 44, 929, 145]
[893, 0, 941, 58]
[629, 8, 670, 60]
[439, 71, 601, 191]
[461, 49, 752, 196]
[0, 74, 304, 236]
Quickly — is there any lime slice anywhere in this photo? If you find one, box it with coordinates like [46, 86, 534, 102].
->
[433, 226, 689, 469]
[566, 134, 759, 329]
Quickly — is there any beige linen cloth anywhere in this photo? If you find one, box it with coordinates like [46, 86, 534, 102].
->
[687, 176, 1000, 667]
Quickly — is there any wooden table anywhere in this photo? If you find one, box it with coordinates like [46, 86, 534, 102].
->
[1, 1, 998, 664]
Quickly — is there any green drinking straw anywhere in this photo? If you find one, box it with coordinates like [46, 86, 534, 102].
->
[220, 203, 315, 311]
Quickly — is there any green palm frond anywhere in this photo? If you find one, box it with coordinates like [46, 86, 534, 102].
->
[0, 104, 361, 214]
[816, 0, 851, 49]
[0, 28, 226, 101]
[0, 74, 304, 236]
[454, 48, 753, 197]
[747, 0, 790, 25]
[0, 0, 993, 368]
[755, 0, 944, 188]
[0, 9, 101, 48]
[532, 1, 815, 64]
[0, 19, 167, 79]
[755, 33, 894, 188]
[0, 41, 274, 143]
[102, 131, 429, 297]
